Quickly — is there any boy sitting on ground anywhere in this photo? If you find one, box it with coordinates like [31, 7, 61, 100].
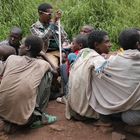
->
[57, 34, 89, 104]
[0, 35, 57, 134]
[0, 27, 22, 55]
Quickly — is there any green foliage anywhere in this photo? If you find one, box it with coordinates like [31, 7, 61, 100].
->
[0, 0, 140, 50]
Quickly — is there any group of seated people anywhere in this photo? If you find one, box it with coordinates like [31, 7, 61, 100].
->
[65, 28, 140, 135]
[0, 2, 140, 136]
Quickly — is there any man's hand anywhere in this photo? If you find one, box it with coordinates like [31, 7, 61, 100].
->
[39, 50, 46, 57]
[53, 10, 62, 23]
[38, 51, 59, 75]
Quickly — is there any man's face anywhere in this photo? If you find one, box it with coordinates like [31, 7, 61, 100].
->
[19, 41, 28, 56]
[71, 39, 81, 52]
[96, 35, 112, 54]
[137, 31, 140, 51]
[80, 27, 93, 35]
[41, 8, 53, 23]
[9, 32, 22, 47]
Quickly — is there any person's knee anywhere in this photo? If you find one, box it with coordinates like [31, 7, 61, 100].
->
[121, 110, 140, 126]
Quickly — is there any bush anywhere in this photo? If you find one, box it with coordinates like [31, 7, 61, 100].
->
[0, 0, 140, 50]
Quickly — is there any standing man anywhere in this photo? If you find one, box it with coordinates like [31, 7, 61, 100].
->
[30, 3, 69, 68]
[0, 27, 22, 55]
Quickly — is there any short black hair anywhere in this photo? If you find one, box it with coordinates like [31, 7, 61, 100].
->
[88, 30, 108, 49]
[10, 26, 22, 36]
[38, 3, 53, 13]
[74, 34, 88, 48]
[80, 25, 94, 33]
[132, 27, 140, 32]
[118, 29, 140, 50]
[24, 35, 43, 57]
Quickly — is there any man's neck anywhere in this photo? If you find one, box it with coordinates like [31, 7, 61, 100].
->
[39, 19, 49, 27]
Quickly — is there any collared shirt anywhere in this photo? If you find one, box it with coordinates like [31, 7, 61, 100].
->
[30, 20, 69, 52]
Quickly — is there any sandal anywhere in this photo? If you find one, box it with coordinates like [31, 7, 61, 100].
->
[56, 96, 67, 104]
[30, 121, 43, 129]
[42, 113, 57, 124]
[30, 113, 57, 129]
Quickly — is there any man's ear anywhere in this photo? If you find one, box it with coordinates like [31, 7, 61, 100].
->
[94, 42, 99, 49]
[19, 36, 22, 40]
[26, 45, 31, 51]
[79, 43, 83, 49]
[136, 41, 140, 50]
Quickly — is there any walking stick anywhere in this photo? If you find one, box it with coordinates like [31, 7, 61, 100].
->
[58, 19, 62, 65]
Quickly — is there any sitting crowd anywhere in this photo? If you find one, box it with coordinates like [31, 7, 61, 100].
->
[0, 2, 140, 136]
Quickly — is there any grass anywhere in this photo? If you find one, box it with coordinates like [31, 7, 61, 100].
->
[0, 0, 140, 50]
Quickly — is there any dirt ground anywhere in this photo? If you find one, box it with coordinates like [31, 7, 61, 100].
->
[0, 101, 140, 140]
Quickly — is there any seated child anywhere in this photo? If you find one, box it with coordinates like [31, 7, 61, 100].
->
[57, 34, 89, 103]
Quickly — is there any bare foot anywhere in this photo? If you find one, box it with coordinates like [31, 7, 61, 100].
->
[112, 132, 126, 140]
[93, 120, 113, 134]
[123, 125, 140, 136]
[93, 120, 112, 127]
[48, 124, 64, 132]
[0, 132, 8, 140]
[100, 126, 113, 134]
